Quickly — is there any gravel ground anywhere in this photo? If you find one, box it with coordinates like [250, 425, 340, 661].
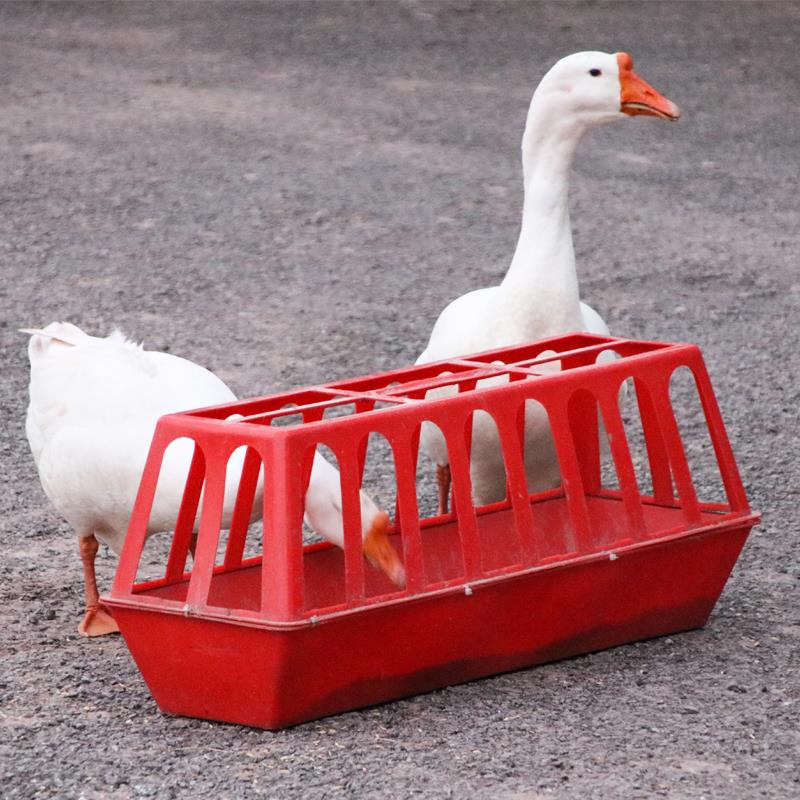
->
[1, 2, 798, 798]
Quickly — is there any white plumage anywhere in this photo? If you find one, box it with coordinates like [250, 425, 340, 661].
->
[26, 323, 243, 552]
[25, 322, 404, 636]
[417, 51, 679, 509]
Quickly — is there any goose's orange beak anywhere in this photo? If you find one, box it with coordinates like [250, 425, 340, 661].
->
[617, 52, 680, 121]
[363, 511, 407, 588]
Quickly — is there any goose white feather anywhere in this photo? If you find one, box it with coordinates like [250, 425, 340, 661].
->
[416, 51, 678, 508]
[25, 322, 404, 635]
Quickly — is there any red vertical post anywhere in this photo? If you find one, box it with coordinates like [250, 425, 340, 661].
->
[224, 447, 261, 569]
[391, 426, 424, 592]
[597, 385, 646, 539]
[687, 354, 750, 512]
[165, 442, 206, 580]
[493, 400, 538, 565]
[260, 434, 304, 620]
[567, 389, 602, 494]
[442, 412, 482, 580]
[222, 446, 262, 569]
[648, 371, 702, 526]
[111, 426, 173, 595]
[634, 376, 675, 503]
[546, 396, 593, 554]
[185, 450, 227, 610]
[336, 441, 366, 603]
[461, 390, 476, 512]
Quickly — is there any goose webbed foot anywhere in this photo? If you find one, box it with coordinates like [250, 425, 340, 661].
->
[78, 603, 119, 637]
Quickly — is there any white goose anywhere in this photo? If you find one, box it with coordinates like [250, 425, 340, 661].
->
[416, 52, 679, 511]
[25, 323, 405, 636]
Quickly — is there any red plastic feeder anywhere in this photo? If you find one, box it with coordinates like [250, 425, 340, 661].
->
[104, 333, 759, 729]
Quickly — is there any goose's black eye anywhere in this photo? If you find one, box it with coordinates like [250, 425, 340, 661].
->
[589, 68, 602, 77]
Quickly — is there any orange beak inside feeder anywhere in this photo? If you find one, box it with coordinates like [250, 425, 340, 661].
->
[363, 511, 407, 588]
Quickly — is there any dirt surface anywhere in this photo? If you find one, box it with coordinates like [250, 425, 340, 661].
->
[1, 2, 798, 798]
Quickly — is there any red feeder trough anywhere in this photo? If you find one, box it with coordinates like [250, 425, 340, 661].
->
[104, 333, 759, 729]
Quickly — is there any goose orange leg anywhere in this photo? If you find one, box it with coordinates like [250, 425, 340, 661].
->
[436, 464, 451, 515]
[77, 534, 119, 637]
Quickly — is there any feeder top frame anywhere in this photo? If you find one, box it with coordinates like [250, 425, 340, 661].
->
[169, 332, 689, 435]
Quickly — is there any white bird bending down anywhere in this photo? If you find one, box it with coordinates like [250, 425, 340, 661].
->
[304, 453, 405, 588]
[416, 52, 679, 512]
[24, 323, 405, 636]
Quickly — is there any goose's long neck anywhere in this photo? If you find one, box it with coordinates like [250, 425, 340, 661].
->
[500, 106, 586, 331]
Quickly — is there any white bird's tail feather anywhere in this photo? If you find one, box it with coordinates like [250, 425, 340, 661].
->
[22, 322, 92, 363]
[22, 323, 150, 370]
[20, 327, 81, 347]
